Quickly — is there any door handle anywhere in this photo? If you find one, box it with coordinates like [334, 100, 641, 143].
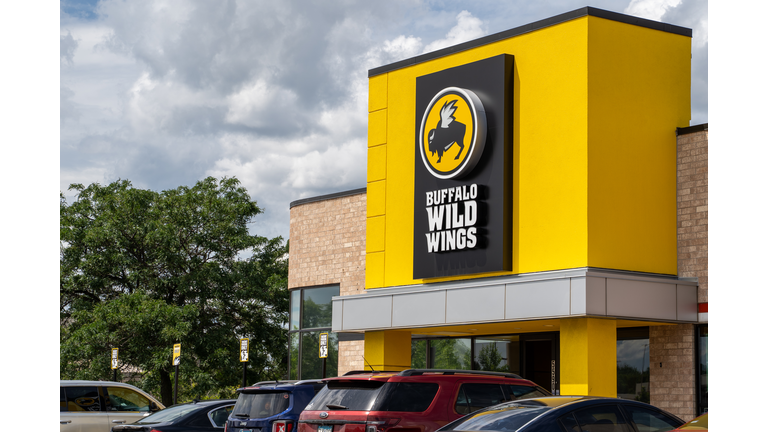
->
[60, 420, 72, 424]
[112, 420, 126, 423]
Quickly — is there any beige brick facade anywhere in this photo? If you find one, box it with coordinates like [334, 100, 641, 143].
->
[676, 128, 708, 303]
[288, 190, 367, 375]
[649, 324, 697, 421]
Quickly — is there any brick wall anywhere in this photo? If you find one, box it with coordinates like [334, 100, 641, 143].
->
[677, 128, 708, 302]
[649, 324, 696, 421]
[288, 191, 367, 375]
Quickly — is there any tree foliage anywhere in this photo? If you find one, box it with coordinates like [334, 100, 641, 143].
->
[60, 177, 289, 405]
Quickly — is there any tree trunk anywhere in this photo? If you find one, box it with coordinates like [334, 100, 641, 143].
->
[160, 368, 173, 407]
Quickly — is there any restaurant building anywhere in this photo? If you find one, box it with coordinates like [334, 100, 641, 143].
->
[287, 7, 708, 421]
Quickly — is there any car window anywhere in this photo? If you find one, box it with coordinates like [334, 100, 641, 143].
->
[443, 406, 552, 431]
[232, 391, 291, 418]
[622, 404, 681, 432]
[136, 404, 200, 424]
[210, 405, 234, 427]
[454, 384, 506, 415]
[60, 387, 67, 412]
[505, 385, 550, 400]
[64, 386, 103, 412]
[104, 386, 152, 412]
[559, 413, 582, 432]
[374, 382, 440, 412]
[305, 381, 385, 411]
[573, 405, 632, 432]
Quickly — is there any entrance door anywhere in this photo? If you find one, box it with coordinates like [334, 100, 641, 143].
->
[520, 332, 559, 395]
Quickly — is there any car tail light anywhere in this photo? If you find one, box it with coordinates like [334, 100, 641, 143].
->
[273, 420, 294, 432]
[366, 416, 401, 432]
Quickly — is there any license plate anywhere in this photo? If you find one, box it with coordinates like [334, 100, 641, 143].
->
[319, 425, 333, 432]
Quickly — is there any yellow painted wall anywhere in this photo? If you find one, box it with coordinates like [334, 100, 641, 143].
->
[366, 15, 690, 289]
[560, 318, 617, 397]
[586, 18, 691, 274]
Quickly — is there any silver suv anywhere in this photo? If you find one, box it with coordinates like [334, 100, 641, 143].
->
[60, 380, 164, 432]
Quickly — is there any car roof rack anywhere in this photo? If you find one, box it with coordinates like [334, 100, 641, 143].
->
[397, 369, 523, 379]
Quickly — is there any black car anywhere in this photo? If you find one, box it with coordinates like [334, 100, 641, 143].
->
[438, 396, 685, 432]
[111, 399, 235, 432]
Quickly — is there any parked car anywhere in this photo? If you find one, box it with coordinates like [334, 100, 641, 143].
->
[437, 395, 685, 432]
[672, 412, 707, 431]
[226, 380, 326, 432]
[111, 399, 235, 432]
[61, 380, 164, 432]
[297, 369, 551, 432]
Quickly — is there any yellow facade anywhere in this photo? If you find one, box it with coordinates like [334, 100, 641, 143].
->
[365, 15, 690, 290]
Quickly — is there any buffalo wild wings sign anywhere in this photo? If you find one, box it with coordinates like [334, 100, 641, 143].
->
[413, 55, 514, 279]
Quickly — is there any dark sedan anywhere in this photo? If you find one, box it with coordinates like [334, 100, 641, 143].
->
[111, 399, 235, 432]
[438, 396, 685, 432]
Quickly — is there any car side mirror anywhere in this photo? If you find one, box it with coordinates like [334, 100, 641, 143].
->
[149, 402, 160, 412]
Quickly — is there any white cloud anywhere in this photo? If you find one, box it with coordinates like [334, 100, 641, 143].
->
[624, 0, 682, 21]
[423, 11, 487, 53]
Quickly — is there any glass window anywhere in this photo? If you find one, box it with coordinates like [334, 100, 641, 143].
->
[623, 404, 681, 432]
[290, 290, 301, 330]
[135, 404, 200, 423]
[431, 338, 471, 369]
[288, 285, 340, 379]
[559, 413, 581, 432]
[455, 384, 506, 414]
[375, 382, 439, 412]
[302, 286, 337, 329]
[60, 387, 67, 412]
[104, 387, 152, 412]
[475, 337, 518, 373]
[698, 325, 708, 414]
[209, 405, 234, 427]
[573, 404, 631, 432]
[289, 333, 299, 380]
[64, 386, 102, 412]
[306, 380, 385, 411]
[232, 391, 291, 419]
[617, 327, 650, 403]
[443, 406, 552, 431]
[412, 339, 427, 368]
[300, 331, 338, 379]
[506, 385, 549, 400]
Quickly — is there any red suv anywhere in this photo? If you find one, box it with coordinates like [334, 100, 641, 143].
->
[297, 369, 550, 432]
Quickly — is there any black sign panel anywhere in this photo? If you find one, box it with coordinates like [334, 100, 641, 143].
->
[413, 54, 513, 279]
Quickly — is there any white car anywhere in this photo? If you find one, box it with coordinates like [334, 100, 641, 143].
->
[60, 380, 165, 432]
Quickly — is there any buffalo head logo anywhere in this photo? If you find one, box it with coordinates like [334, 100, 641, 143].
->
[419, 87, 487, 179]
[427, 100, 466, 163]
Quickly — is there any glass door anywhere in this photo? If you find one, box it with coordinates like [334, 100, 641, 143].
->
[520, 332, 559, 395]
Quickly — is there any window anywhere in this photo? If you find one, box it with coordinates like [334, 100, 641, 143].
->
[60, 387, 67, 412]
[306, 380, 385, 411]
[104, 386, 152, 412]
[573, 404, 632, 432]
[616, 327, 650, 403]
[376, 382, 440, 412]
[622, 404, 681, 432]
[209, 405, 234, 427]
[455, 384, 506, 414]
[697, 325, 708, 414]
[288, 285, 339, 379]
[63, 386, 103, 412]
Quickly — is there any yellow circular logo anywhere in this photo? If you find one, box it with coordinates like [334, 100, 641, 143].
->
[419, 87, 487, 179]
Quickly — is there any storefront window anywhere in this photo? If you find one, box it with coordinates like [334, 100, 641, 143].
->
[412, 339, 427, 368]
[698, 325, 708, 414]
[288, 285, 339, 379]
[431, 339, 472, 369]
[474, 336, 519, 374]
[616, 327, 650, 403]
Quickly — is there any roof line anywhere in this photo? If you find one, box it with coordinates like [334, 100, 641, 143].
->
[368, 6, 692, 78]
[289, 187, 366, 209]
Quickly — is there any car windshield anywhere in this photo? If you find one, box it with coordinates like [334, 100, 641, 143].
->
[442, 405, 551, 432]
[232, 391, 291, 419]
[305, 380, 386, 411]
[135, 404, 200, 424]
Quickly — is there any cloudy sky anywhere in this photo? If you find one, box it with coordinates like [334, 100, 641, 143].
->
[60, 0, 708, 241]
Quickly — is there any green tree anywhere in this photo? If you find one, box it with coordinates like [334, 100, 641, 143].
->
[476, 343, 507, 372]
[60, 177, 289, 405]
